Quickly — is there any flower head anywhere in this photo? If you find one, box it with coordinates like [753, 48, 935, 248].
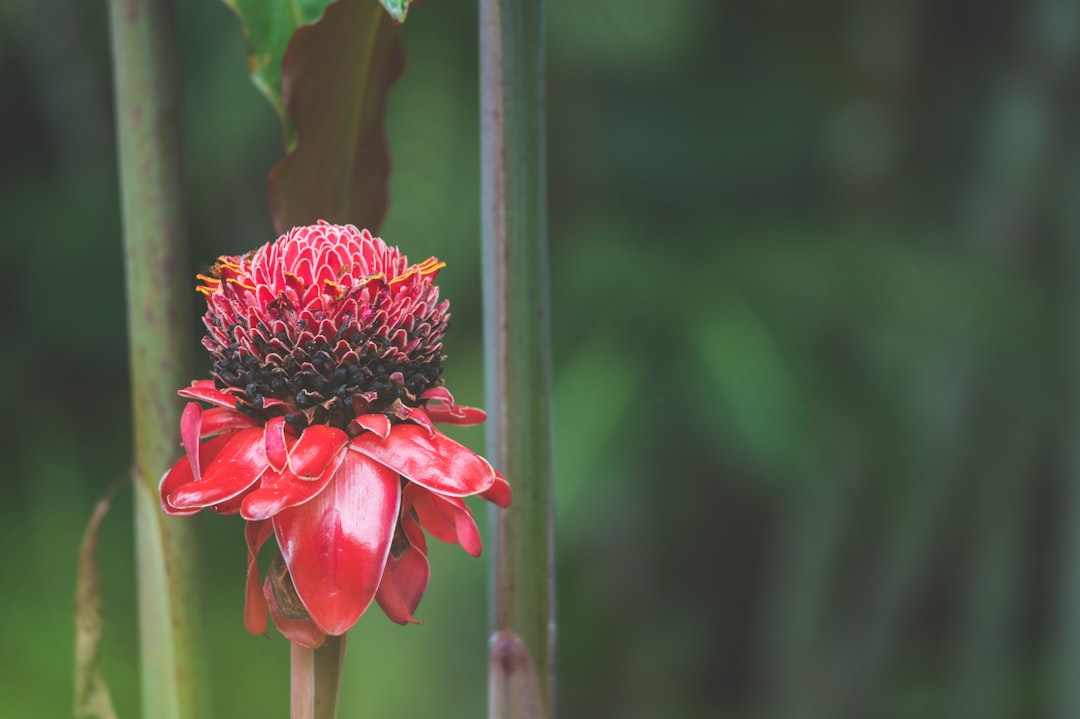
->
[160, 222, 509, 647]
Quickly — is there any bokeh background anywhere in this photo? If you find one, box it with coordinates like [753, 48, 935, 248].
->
[2, 0, 1078, 716]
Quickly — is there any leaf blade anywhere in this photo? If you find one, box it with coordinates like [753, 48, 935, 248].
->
[222, 0, 336, 144]
[268, 0, 404, 233]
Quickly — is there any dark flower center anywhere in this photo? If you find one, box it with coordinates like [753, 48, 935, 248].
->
[210, 330, 444, 432]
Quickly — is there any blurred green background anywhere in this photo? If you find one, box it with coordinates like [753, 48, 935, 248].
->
[2, 0, 1077, 716]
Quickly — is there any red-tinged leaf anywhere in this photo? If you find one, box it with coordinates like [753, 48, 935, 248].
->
[267, 0, 405, 234]
[220, 0, 414, 145]
[273, 451, 401, 635]
[350, 423, 496, 497]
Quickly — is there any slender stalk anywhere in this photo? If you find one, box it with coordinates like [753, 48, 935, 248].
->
[479, 0, 555, 717]
[107, 0, 205, 717]
[291, 644, 316, 719]
[290, 636, 346, 719]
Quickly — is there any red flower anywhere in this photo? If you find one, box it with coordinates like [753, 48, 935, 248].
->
[159, 222, 510, 648]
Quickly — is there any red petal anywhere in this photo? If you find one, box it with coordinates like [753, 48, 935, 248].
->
[180, 402, 203, 481]
[169, 427, 268, 510]
[420, 386, 455, 404]
[272, 452, 401, 636]
[288, 425, 349, 480]
[402, 407, 435, 437]
[406, 485, 483, 557]
[210, 484, 259, 515]
[201, 407, 258, 437]
[425, 402, 487, 426]
[178, 379, 236, 408]
[159, 433, 233, 516]
[244, 520, 273, 636]
[159, 457, 201, 517]
[375, 539, 430, 625]
[421, 387, 487, 425]
[263, 577, 326, 649]
[239, 465, 337, 521]
[351, 413, 390, 439]
[349, 424, 495, 497]
[480, 472, 512, 508]
[265, 416, 292, 472]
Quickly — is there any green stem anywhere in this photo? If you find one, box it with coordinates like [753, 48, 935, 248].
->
[290, 637, 346, 719]
[107, 0, 205, 717]
[291, 643, 315, 719]
[479, 0, 555, 717]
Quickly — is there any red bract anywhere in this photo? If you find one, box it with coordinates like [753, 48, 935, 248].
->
[159, 222, 510, 648]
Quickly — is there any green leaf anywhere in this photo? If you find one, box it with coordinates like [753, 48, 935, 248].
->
[378, 0, 417, 23]
[224, 0, 410, 233]
[222, 0, 336, 143]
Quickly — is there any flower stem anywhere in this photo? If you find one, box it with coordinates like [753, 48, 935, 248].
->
[291, 636, 346, 719]
[291, 644, 314, 719]
[479, 0, 556, 717]
[107, 0, 205, 717]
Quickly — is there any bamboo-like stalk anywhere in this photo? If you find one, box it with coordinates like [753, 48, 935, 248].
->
[290, 637, 346, 719]
[107, 0, 206, 717]
[479, 0, 555, 717]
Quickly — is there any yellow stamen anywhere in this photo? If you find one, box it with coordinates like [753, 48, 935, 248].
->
[225, 277, 256, 292]
[389, 258, 445, 285]
[388, 267, 417, 285]
[324, 279, 344, 298]
[359, 272, 385, 286]
[418, 257, 446, 275]
[283, 271, 305, 289]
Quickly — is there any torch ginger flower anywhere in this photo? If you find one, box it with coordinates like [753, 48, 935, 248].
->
[159, 221, 510, 648]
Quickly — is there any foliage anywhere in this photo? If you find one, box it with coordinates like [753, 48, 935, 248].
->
[226, 0, 404, 233]
[2, 0, 1078, 716]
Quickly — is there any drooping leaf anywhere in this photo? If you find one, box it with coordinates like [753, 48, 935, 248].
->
[224, 0, 407, 234]
[74, 482, 123, 719]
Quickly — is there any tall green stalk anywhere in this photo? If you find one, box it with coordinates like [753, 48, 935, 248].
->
[290, 636, 346, 719]
[108, 1, 206, 717]
[480, 0, 555, 716]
